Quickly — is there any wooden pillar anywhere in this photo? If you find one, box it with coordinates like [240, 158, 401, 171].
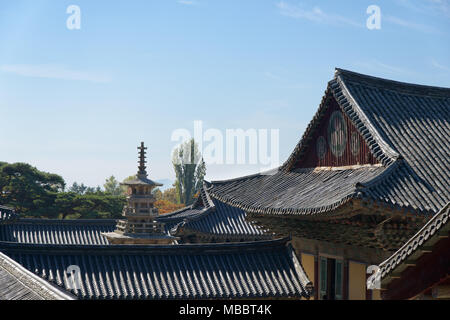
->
[343, 260, 349, 300]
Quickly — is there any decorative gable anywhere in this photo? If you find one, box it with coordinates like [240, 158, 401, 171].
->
[292, 96, 379, 169]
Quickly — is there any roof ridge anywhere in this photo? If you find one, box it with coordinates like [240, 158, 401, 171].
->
[14, 218, 117, 224]
[0, 237, 290, 253]
[335, 68, 450, 97]
[355, 160, 401, 190]
[282, 69, 403, 171]
[333, 74, 401, 164]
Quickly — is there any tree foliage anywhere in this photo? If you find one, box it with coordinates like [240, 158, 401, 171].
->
[68, 182, 102, 195]
[172, 139, 206, 206]
[53, 192, 125, 220]
[154, 199, 184, 214]
[153, 188, 163, 201]
[0, 162, 65, 215]
[103, 176, 122, 196]
[0, 162, 125, 219]
[0, 161, 186, 219]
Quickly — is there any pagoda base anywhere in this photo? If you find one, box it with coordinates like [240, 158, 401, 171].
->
[102, 231, 179, 245]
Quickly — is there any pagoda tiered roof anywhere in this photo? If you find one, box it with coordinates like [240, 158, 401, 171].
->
[121, 176, 163, 187]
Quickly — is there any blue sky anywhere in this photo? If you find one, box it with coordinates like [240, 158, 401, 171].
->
[0, 0, 449, 189]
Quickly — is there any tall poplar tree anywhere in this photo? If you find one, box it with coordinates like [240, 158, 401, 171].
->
[172, 139, 206, 206]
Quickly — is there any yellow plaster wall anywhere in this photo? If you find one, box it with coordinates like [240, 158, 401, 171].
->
[349, 261, 367, 300]
[301, 254, 315, 300]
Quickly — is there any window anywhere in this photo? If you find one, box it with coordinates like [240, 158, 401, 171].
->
[335, 260, 343, 300]
[319, 257, 345, 300]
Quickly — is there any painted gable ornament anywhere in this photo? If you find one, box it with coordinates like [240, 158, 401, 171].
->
[351, 132, 360, 156]
[328, 111, 347, 158]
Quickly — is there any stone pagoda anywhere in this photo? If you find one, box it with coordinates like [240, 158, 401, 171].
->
[103, 142, 178, 245]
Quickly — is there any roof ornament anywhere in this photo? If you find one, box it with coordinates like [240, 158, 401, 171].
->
[102, 142, 178, 245]
[137, 142, 147, 179]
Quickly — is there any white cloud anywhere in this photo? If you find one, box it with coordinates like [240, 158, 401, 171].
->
[396, 0, 450, 17]
[385, 15, 439, 33]
[276, 1, 363, 28]
[0, 64, 111, 83]
[264, 71, 283, 81]
[428, 0, 450, 17]
[353, 60, 413, 76]
[177, 0, 198, 6]
[431, 59, 450, 72]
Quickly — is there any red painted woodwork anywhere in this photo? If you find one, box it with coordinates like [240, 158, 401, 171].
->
[382, 236, 450, 300]
[293, 97, 379, 169]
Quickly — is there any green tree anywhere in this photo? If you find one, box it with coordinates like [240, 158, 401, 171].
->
[153, 188, 163, 201]
[0, 162, 65, 215]
[172, 139, 206, 206]
[68, 182, 102, 195]
[52, 192, 126, 220]
[103, 176, 122, 195]
[68, 182, 88, 194]
[162, 187, 180, 204]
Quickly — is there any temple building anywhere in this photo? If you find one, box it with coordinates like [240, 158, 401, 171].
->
[204, 69, 449, 300]
[0, 145, 313, 300]
[0, 68, 448, 300]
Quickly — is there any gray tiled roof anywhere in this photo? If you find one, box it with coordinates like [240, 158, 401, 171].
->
[0, 206, 17, 223]
[156, 206, 206, 235]
[377, 202, 449, 282]
[335, 69, 449, 213]
[157, 187, 269, 239]
[211, 69, 450, 216]
[210, 166, 387, 216]
[0, 251, 74, 300]
[0, 219, 116, 245]
[183, 198, 268, 238]
[121, 176, 163, 187]
[0, 238, 312, 300]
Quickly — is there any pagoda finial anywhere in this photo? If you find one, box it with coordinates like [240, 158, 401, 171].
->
[137, 142, 148, 178]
